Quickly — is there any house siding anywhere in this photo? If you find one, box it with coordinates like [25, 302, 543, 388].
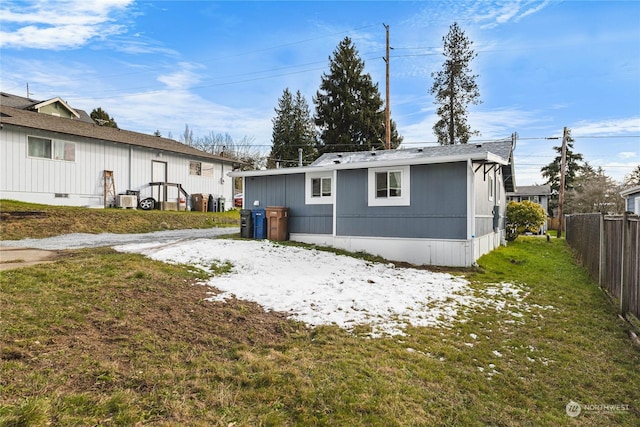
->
[336, 162, 467, 239]
[0, 125, 234, 207]
[244, 173, 333, 234]
[474, 163, 505, 237]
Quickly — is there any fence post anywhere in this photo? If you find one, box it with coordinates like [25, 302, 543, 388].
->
[599, 212, 605, 288]
[620, 212, 630, 315]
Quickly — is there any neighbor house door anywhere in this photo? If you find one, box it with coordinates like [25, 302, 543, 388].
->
[152, 160, 167, 202]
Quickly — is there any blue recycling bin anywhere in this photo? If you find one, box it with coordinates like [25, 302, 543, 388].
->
[252, 208, 267, 239]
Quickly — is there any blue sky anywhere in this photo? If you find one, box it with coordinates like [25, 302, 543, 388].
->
[1, 0, 638, 185]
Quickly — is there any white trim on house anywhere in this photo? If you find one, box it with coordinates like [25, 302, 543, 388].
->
[289, 231, 504, 267]
[367, 165, 410, 207]
[229, 151, 510, 178]
[305, 171, 335, 205]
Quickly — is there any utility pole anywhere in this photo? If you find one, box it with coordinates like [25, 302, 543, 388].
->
[557, 126, 569, 238]
[383, 23, 391, 150]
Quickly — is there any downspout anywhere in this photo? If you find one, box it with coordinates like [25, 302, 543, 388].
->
[128, 145, 133, 191]
[467, 159, 475, 240]
[332, 169, 338, 238]
[467, 159, 475, 266]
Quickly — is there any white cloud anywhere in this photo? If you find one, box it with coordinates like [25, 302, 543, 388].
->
[618, 152, 637, 159]
[157, 62, 204, 90]
[571, 117, 640, 136]
[0, 0, 134, 50]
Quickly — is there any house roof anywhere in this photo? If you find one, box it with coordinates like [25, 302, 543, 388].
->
[620, 185, 640, 197]
[230, 140, 516, 191]
[0, 104, 237, 165]
[506, 184, 551, 197]
[1, 92, 94, 123]
[32, 97, 81, 119]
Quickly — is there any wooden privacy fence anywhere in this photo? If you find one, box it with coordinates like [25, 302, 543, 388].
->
[566, 213, 639, 320]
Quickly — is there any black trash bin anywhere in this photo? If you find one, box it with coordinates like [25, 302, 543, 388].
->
[208, 194, 215, 212]
[240, 209, 253, 238]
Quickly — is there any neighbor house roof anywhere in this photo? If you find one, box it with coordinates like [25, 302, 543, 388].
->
[230, 140, 515, 191]
[1, 92, 94, 123]
[506, 184, 551, 197]
[0, 104, 237, 164]
[620, 185, 640, 197]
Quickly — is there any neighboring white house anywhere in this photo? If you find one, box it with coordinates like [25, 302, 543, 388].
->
[506, 184, 551, 233]
[0, 92, 239, 209]
[230, 141, 516, 267]
[620, 185, 640, 214]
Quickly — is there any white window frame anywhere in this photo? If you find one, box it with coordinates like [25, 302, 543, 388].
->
[367, 165, 410, 207]
[489, 175, 494, 202]
[27, 135, 75, 162]
[305, 171, 334, 205]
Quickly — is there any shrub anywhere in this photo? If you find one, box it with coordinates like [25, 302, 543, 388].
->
[506, 200, 546, 241]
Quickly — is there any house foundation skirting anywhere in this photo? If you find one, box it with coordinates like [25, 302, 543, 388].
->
[290, 233, 503, 267]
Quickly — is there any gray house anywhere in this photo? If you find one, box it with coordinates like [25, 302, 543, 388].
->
[0, 92, 238, 209]
[230, 140, 515, 267]
[621, 186, 640, 214]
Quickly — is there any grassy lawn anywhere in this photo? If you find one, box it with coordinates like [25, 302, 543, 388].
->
[0, 204, 638, 426]
[0, 200, 239, 240]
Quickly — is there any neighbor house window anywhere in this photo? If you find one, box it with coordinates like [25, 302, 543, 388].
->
[368, 166, 410, 207]
[190, 161, 202, 175]
[305, 172, 334, 205]
[28, 136, 75, 161]
[190, 161, 214, 177]
[201, 163, 214, 177]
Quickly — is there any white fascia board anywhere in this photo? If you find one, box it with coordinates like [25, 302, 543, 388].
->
[228, 151, 509, 178]
[620, 185, 640, 197]
[228, 166, 328, 177]
[331, 152, 509, 170]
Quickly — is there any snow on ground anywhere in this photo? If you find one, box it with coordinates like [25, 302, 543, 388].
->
[114, 238, 477, 336]
[4, 229, 544, 337]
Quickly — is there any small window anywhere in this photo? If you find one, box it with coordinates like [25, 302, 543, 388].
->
[306, 172, 334, 205]
[375, 171, 402, 198]
[489, 176, 494, 201]
[312, 177, 331, 198]
[368, 166, 410, 206]
[202, 163, 214, 177]
[189, 161, 202, 176]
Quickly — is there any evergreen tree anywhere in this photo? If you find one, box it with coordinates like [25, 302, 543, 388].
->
[540, 130, 584, 214]
[90, 107, 118, 128]
[623, 165, 640, 187]
[430, 22, 481, 145]
[269, 89, 317, 168]
[314, 37, 402, 154]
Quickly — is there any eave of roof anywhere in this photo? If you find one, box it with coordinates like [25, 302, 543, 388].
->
[620, 185, 640, 197]
[0, 105, 238, 164]
[229, 143, 513, 178]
